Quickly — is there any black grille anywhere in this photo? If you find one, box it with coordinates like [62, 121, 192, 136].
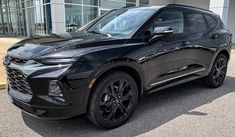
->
[10, 57, 28, 65]
[6, 67, 32, 95]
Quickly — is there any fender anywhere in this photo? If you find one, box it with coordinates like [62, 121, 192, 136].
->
[206, 44, 231, 74]
[89, 58, 145, 93]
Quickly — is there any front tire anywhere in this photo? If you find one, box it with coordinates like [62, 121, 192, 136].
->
[203, 54, 228, 88]
[87, 71, 138, 129]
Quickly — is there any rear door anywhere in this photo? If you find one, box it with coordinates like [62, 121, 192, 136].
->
[183, 12, 214, 72]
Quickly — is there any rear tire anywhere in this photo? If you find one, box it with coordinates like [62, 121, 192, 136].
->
[87, 71, 138, 129]
[203, 54, 228, 88]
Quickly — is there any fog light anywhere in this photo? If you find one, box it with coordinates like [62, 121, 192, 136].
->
[49, 81, 63, 97]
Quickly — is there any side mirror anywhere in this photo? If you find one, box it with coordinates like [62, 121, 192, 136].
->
[153, 27, 174, 35]
[149, 27, 173, 44]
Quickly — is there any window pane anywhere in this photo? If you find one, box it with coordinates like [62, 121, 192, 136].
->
[83, 0, 98, 6]
[126, 3, 136, 7]
[64, 0, 82, 4]
[140, 0, 149, 5]
[204, 14, 217, 31]
[154, 11, 184, 33]
[186, 13, 207, 33]
[83, 6, 98, 25]
[100, 0, 126, 9]
[127, 0, 136, 3]
[65, 4, 82, 32]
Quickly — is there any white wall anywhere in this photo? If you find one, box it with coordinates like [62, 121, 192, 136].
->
[209, 0, 230, 24]
[149, 0, 174, 6]
[173, 0, 210, 9]
[51, 0, 66, 34]
[227, 0, 235, 43]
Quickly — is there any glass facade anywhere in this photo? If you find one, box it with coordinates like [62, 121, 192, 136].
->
[0, 0, 52, 36]
[65, 0, 149, 32]
[0, 0, 149, 36]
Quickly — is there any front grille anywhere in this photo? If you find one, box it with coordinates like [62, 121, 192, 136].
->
[6, 67, 32, 95]
[10, 57, 28, 65]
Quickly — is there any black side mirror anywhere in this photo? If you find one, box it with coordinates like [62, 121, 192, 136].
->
[149, 27, 174, 44]
[153, 27, 174, 35]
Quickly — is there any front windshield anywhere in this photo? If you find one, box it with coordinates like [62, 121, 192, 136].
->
[85, 8, 156, 37]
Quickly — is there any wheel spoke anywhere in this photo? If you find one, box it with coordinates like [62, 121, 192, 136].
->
[100, 100, 112, 107]
[221, 64, 226, 69]
[123, 90, 133, 101]
[220, 71, 225, 76]
[119, 80, 127, 94]
[106, 88, 112, 96]
[109, 84, 118, 96]
[119, 103, 128, 116]
[106, 107, 117, 122]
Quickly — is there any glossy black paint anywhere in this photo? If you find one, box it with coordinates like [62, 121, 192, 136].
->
[4, 4, 232, 119]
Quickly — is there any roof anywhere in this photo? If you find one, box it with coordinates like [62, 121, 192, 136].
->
[122, 4, 214, 15]
[165, 4, 213, 13]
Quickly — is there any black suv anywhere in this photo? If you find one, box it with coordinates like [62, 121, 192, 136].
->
[3, 4, 232, 128]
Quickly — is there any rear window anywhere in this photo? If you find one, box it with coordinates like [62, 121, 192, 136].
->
[186, 13, 207, 33]
[204, 14, 217, 31]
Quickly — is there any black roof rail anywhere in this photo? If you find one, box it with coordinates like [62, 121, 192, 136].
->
[166, 4, 213, 13]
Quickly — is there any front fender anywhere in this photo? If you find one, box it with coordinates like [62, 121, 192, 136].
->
[89, 59, 145, 92]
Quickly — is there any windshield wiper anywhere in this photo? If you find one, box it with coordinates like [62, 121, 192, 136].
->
[87, 31, 111, 37]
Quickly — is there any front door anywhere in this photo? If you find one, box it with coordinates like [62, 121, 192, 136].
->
[145, 9, 196, 89]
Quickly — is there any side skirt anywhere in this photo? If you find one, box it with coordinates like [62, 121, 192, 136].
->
[146, 68, 206, 94]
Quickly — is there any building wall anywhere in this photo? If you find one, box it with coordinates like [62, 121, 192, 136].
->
[149, 0, 174, 6]
[227, 0, 235, 42]
[174, 0, 210, 9]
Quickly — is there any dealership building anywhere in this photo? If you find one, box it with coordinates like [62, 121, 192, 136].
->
[0, 0, 234, 42]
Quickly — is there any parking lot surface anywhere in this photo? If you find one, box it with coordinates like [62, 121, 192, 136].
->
[0, 51, 235, 137]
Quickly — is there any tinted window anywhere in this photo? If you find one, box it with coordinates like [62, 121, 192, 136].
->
[204, 14, 217, 31]
[154, 11, 184, 33]
[186, 13, 207, 33]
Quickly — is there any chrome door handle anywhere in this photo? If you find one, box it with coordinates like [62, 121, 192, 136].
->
[181, 41, 190, 46]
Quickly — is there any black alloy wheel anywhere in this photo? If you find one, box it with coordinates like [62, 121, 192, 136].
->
[88, 71, 138, 129]
[100, 79, 134, 123]
[213, 57, 227, 85]
[204, 54, 228, 88]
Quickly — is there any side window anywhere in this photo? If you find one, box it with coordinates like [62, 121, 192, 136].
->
[186, 13, 207, 33]
[154, 11, 184, 33]
[204, 14, 217, 31]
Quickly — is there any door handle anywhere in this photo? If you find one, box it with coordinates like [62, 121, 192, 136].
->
[181, 41, 190, 46]
[212, 34, 219, 39]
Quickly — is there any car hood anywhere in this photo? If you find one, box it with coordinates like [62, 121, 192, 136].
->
[7, 31, 127, 59]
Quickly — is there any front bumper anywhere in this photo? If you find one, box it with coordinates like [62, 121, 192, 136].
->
[9, 93, 81, 119]
[6, 61, 91, 119]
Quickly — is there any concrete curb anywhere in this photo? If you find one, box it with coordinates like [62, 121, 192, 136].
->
[0, 82, 6, 90]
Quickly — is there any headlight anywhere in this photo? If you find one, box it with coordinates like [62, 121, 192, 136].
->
[36, 58, 77, 65]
